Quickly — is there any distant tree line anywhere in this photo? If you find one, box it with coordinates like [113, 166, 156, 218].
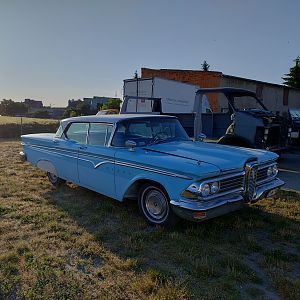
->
[0, 99, 28, 116]
[63, 98, 122, 118]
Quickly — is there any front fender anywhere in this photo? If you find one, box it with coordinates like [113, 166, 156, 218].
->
[116, 171, 192, 202]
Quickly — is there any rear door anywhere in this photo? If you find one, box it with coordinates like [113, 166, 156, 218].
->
[49, 122, 89, 183]
[77, 123, 116, 198]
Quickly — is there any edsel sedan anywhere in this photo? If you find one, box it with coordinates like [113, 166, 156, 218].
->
[20, 115, 284, 226]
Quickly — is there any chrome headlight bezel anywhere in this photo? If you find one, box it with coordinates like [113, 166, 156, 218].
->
[272, 164, 278, 176]
[267, 166, 273, 177]
[199, 183, 210, 197]
[182, 180, 221, 200]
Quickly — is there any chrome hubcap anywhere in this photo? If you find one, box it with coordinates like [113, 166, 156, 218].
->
[144, 189, 168, 220]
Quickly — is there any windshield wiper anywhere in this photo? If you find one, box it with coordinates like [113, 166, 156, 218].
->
[147, 138, 167, 146]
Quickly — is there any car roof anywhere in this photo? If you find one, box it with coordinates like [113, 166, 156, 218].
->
[60, 114, 176, 127]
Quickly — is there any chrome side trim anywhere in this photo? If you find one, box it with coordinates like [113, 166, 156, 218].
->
[94, 161, 112, 169]
[114, 161, 192, 180]
[29, 144, 191, 180]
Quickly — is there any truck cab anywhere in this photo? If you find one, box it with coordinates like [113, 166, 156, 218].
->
[196, 88, 292, 151]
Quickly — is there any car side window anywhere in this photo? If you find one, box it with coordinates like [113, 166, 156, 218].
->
[88, 123, 113, 146]
[65, 123, 89, 144]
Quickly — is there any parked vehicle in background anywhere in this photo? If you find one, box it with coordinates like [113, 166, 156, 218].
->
[97, 109, 119, 115]
[123, 77, 211, 136]
[196, 88, 292, 152]
[121, 86, 292, 152]
[289, 108, 300, 143]
[20, 114, 284, 226]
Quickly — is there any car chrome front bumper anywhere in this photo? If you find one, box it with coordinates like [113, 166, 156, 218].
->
[170, 178, 284, 222]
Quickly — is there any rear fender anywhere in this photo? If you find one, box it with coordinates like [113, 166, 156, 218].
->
[36, 160, 58, 176]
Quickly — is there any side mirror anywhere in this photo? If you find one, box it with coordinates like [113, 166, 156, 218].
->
[197, 133, 206, 142]
[125, 140, 137, 151]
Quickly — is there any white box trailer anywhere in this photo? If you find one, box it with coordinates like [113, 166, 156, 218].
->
[123, 77, 211, 114]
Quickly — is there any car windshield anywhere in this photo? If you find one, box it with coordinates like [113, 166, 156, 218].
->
[232, 96, 266, 111]
[111, 117, 190, 147]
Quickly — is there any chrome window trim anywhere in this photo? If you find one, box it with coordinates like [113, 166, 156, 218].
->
[64, 121, 90, 145]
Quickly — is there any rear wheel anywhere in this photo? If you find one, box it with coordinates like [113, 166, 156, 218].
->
[47, 172, 65, 187]
[138, 183, 178, 226]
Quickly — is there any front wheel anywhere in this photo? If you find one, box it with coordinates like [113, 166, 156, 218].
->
[47, 172, 65, 187]
[138, 184, 178, 226]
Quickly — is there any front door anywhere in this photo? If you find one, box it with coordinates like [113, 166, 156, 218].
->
[78, 123, 116, 198]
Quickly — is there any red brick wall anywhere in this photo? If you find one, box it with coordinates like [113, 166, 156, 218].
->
[141, 68, 222, 111]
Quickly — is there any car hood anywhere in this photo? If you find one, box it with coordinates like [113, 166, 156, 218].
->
[144, 141, 278, 172]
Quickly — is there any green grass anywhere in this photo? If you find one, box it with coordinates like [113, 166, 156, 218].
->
[0, 116, 58, 125]
[0, 140, 300, 299]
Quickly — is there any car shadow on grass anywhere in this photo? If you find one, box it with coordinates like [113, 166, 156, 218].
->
[42, 183, 300, 299]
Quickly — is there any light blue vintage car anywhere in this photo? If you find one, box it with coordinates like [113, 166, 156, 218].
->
[20, 114, 284, 226]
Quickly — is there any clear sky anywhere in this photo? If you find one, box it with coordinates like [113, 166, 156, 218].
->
[0, 0, 299, 106]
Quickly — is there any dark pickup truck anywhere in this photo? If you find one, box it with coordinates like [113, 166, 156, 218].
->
[196, 88, 292, 152]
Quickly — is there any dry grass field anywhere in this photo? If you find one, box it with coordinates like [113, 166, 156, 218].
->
[0, 117, 59, 139]
[0, 116, 58, 125]
[0, 140, 299, 299]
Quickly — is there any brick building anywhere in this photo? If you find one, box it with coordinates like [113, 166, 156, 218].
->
[141, 68, 300, 113]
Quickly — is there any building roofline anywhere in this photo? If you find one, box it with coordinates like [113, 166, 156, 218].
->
[141, 67, 222, 75]
[141, 67, 300, 91]
[222, 73, 300, 91]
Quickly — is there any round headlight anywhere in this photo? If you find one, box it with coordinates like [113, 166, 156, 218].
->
[272, 165, 278, 176]
[199, 183, 210, 197]
[210, 182, 220, 194]
[267, 166, 273, 176]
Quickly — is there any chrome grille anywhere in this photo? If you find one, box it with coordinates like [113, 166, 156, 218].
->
[257, 166, 268, 182]
[245, 162, 258, 201]
[248, 169, 257, 200]
[220, 174, 244, 193]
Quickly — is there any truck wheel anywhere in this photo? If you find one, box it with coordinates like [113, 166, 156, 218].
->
[138, 183, 178, 226]
[47, 172, 65, 187]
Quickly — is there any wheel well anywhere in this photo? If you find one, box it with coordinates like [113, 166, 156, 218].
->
[123, 179, 168, 200]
